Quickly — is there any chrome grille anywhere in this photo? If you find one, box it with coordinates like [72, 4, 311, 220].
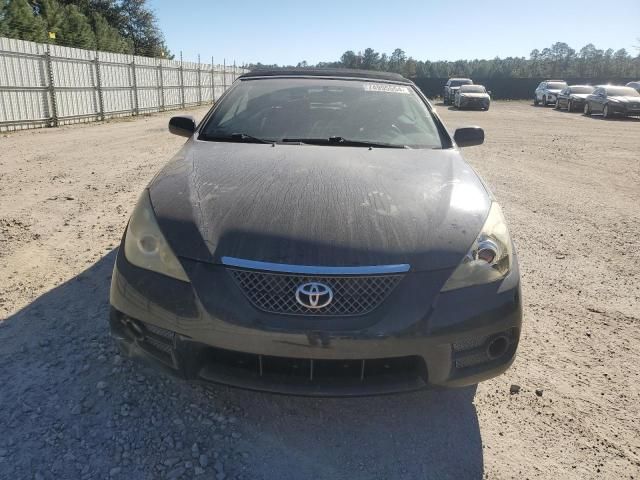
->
[227, 269, 404, 316]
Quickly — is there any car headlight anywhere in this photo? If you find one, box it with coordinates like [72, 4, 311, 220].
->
[441, 202, 512, 291]
[124, 190, 189, 282]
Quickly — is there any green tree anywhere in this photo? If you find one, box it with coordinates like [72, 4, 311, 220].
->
[58, 4, 95, 48]
[361, 47, 380, 70]
[93, 12, 131, 53]
[0, 0, 46, 42]
[340, 50, 357, 68]
[119, 0, 171, 57]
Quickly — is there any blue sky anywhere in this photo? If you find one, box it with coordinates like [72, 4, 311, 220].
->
[151, 0, 640, 65]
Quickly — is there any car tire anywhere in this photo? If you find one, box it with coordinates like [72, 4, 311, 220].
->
[603, 104, 610, 119]
[542, 95, 547, 107]
[484, 104, 490, 111]
[554, 99, 560, 110]
[567, 100, 572, 112]
[534, 96, 539, 106]
[584, 103, 591, 116]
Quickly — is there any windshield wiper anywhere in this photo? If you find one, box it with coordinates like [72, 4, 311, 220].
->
[281, 136, 408, 149]
[199, 132, 274, 144]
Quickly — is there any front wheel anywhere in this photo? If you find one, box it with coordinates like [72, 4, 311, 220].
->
[534, 95, 539, 106]
[584, 103, 591, 116]
[542, 95, 547, 106]
[554, 99, 560, 110]
[603, 104, 610, 119]
[567, 100, 572, 112]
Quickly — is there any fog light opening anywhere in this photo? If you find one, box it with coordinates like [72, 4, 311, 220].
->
[486, 335, 509, 360]
[122, 317, 145, 341]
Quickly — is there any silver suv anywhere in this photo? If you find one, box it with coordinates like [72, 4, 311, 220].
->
[534, 80, 567, 106]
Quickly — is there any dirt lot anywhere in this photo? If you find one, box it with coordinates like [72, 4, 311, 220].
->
[1, 101, 639, 479]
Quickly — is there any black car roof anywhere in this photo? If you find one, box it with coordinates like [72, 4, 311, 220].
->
[239, 68, 412, 84]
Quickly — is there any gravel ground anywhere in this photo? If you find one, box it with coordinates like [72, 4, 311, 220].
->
[0, 101, 639, 479]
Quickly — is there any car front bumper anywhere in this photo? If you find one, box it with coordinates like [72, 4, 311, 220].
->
[459, 98, 490, 109]
[109, 246, 522, 396]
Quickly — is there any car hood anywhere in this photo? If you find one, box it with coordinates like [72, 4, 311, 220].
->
[148, 141, 491, 272]
[547, 89, 562, 94]
[570, 94, 590, 99]
[460, 93, 490, 99]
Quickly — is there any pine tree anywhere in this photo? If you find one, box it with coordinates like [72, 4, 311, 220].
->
[58, 4, 95, 48]
[93, 12, 131, 53]
[0, 0, 46, 42]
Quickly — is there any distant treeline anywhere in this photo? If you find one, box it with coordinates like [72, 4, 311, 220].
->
[250, 42, 640, 79]
[0, 0, 171, 57]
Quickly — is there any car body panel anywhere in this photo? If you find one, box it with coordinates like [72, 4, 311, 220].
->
[149, 141, 491, 272]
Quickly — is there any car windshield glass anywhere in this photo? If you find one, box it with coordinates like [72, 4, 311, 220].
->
[200, 78, 444, 149]
[606, 87, 640, 97]
[450, 79, 472, 87]
[460, 85, 486, 93]
[570, 86, 595, 94]
[547, 82, 567, 89]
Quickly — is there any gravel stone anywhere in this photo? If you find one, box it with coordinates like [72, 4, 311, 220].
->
[199, 454, 208, 468]
[510, 384, 521, 395]
[166, 467, 185, 479]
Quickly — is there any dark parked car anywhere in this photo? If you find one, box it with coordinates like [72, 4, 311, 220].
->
[584, 85, 640, 118]
[554, 85, 595, 112]
[454, 84, 491, 110]
[626, 81, 640, 93]
[534, 80, 567, 106]
[110, 69, 522, 396]
[443, 78, 473, 105]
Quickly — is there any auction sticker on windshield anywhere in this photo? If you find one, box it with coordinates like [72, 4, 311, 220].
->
[364, 83, 410, 94]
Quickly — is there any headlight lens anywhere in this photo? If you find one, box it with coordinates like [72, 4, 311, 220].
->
[124, 190, 189, 282]
[441, 202, 512, 291]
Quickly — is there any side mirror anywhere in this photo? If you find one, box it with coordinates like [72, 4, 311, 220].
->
[169, 116, 196, 137]
[487, 90, 492, 96]
[454, 127, 484, 148]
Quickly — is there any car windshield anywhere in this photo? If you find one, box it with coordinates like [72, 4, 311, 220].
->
[450, 79, 472, 87]
[460, 85, 486, 93]
[606, 86, 640, 97]
[570, 86, 595, 94]
[547, 82, 567, 89]
[200, 78, 445, 149]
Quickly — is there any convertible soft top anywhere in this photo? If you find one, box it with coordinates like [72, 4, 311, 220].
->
[240, 68, 412, 84]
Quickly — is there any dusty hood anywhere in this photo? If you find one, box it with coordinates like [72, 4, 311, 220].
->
[149, 141, 491, 272]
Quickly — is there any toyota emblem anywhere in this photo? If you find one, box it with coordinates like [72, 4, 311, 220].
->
[295, 282, 333, 309]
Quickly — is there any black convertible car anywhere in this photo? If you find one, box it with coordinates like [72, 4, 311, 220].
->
[584, 85, 640, 118]
[109, 69, 522, 396]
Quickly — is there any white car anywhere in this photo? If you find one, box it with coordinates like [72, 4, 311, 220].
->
[534, 80, 567, 106]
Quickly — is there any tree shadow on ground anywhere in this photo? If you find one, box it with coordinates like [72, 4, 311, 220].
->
[0, 251, 483, 480]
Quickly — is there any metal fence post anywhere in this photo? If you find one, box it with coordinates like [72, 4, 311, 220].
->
[157, 60, 165, 112]
[223, 58, 227, 92]
[180, 51, 185, 109]
[197, 54, 202, 106]
[45, 43, 58, 127]
[211, 57, 215, 103]
[95, 51, 105, 121]
[131, 56, 139, 115]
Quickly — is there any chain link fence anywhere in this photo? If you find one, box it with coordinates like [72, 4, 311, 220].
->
[0, 36, 246, 132]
